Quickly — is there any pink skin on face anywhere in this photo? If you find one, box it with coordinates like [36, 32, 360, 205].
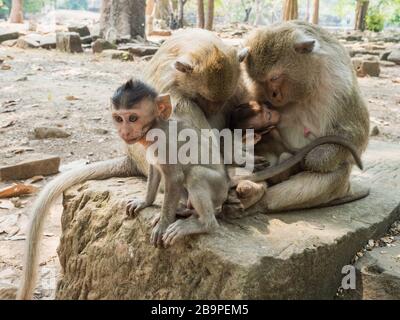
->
[112, 99, 157, 144]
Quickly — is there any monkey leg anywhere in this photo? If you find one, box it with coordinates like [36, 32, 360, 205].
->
[162, 177, 222, 246]
[251, 163, 353, 212]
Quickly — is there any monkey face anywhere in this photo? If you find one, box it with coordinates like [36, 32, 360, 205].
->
[244, 24, 320, 107]
[112, 99, 157, 144]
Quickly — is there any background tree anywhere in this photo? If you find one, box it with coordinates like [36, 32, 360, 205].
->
[9, 0, 23, 23]
[355, 0, 369, 30]
[283, 0, 298, 21]
[197, 0, 205, 28]
[177, 0, 187, 28]
[205, 0, 214, 30]
[312, 0, 319, 24]
[100, 0, 145, 42]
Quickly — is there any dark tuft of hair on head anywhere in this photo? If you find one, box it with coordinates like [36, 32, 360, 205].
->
[112, 79, 158, 110]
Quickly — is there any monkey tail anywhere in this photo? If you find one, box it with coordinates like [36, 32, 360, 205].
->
[16, 156, 138, 300]
[231, 135, 363, 187]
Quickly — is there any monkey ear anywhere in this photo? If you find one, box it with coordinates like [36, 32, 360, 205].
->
[238, 47, 249, 63]
[294, 40, 316, 54]
[174, 60, 194, 73]
[156, 94, 173, 120]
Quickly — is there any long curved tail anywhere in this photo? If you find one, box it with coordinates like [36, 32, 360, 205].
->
[17, 156, 138, 300]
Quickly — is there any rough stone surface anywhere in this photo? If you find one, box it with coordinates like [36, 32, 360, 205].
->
[16, 35, 41, 49]
[387, 49, 400, 65]
[56, 32, 83, 53]
[92, 39, 117, 53]
[347, 236, 400, 299]
[34, 127, 71, 139]
[100, 49, 133, 61]
[352, 58, 381, 77]
[0, 31, 19, 43]
[56, 141, 400, 299]
[68, 25, 90, 37]
[0, 154, 60, 181]
[118, 44, 158, 56]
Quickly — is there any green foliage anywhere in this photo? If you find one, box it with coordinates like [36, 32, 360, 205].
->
[24, 0, 52, 13]
[58, 0, 88, 10]
[366, 8, 385, 31]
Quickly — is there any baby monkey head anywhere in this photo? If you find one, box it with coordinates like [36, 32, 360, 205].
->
[111, 79, 172, 144]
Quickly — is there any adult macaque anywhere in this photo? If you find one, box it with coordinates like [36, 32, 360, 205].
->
[114, 79, 363, 247]
[241, 21, 370, 212]
[17, 29, 249, 300]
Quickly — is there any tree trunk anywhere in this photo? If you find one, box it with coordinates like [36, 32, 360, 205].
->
[312, 0, 319, 24]
[253, 0, 262, 26]
[100, 0, 146, 42]
[197, 0, 205, 28]
[146, 0, 156, 35]
[178, 0, 186, 28]
[9, 0, 23, 24]
[355, 0, 369, 31]
[283, 0, 298, 21]
[155, 0, 171, 21]
[305, 0, 310, 22]
[205, 0, 214, 30]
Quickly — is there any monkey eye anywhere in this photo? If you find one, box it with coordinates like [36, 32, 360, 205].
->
[113, 115, 123, 123]
[129, 115, 138, 122]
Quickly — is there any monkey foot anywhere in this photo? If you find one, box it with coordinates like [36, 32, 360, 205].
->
[236, 180, 267, 209]
[150, 220, 171, 248]
[162, 216, 215, 246]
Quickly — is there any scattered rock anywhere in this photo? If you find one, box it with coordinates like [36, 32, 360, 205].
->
[370, 126, 380, 136]
[0, 154, 60, 180]
[91, 128, 108, 135]
[352, 58, 380, 77]
[68, 25, 91, 37]
[387, 49, 400, 65]
[16, 76, 28, 81]
[33, 127, 71, 139]
[118, 44, 158, 57]
[56, 32, 83, 53]
[380, 61, 396, 67]
[39, 34, 57, 49]
[80, 35, 93, 45]
[0, 31, 19, 44]
[1, 39, 17, 47]
[92, 39, 117, 53]
[380, 51, 391, 61]
[1, 63, 11, 70]
[100, 49, 133, 61]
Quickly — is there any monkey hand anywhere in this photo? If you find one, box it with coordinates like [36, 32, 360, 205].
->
[126, 198, 150, 217]
[303, 144, 348, 173]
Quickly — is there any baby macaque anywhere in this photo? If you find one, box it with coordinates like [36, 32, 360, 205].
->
[112, 80, 364, 248]
[112, 79, 230, 248]
[230, 100, 297, 155]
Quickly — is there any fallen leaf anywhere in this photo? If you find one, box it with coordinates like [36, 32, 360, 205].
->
[392, 78, 400, 84]
[65, 95, 80, 101]
[0, 184, 38, 199]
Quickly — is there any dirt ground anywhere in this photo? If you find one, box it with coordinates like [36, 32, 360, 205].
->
[0, 36, 399, 299]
